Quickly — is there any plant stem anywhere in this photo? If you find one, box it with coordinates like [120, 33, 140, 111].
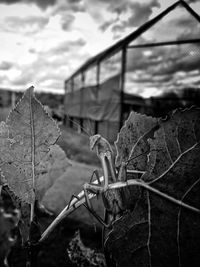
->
[39, 176, 104, 243]
[39, 176, 200, 244]
[109, 179, 200, 214]
[39, 191, 96, 243]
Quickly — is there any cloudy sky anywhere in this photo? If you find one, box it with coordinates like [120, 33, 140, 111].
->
[0, 0, 200, 95]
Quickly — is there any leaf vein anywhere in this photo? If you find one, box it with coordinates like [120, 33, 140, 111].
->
[29, 90, 36, 222]
[149, 142, 198, 185]
[177, 177, 200, 267]
[147, 191, 152, 267]
[164, 130, 173, 164]
[128, 131, 149, 161]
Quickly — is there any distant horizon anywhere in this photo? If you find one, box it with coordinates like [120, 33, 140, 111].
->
[0, 86, 65, 95]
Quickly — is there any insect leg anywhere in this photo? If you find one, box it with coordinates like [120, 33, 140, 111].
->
[105, 152, 117, 182]
[117, 161, 127, 181]
[89, 169, 104, 204]
[83, 203, 109, 228]
[99, 154, 109, 189]
[83, 183, 109, 227]
[67, 192, 107, 226]
[83, 183, 103, 209]
[67, 194, 82, 210]
[89, 170, 101, 185]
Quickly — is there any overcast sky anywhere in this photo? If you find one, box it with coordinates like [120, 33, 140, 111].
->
[0, 0, 200, 94]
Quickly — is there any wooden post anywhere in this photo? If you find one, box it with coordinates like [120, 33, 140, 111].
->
[80, 72, 85, 133]
[95, 63, 100, 134]
[11, 91, 16, 108]
[96, 62, 100, 98]
[63, 81, 69, 126]
[70, 78, 74, 129]
[119, 46, 127, 130]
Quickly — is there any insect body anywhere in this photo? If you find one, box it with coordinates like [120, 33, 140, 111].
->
[84, 134, 131, 227]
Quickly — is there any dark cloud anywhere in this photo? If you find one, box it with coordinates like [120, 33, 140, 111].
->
[187, 0, 199, 3]
[100, 20, 114, 32]
[124, 1, 160, 27]
[126, 41, 200, 89]
[50, 0, 84, 31]
[29, 48, 36, 54]
[3, 16, 49, 34]
[0, 0, 56, 10]
[65, 0, 85, 12]
[129, 72, 174, 86]
[164, 52, 200, 74]
[174, 17, 200, 40]
[126, 47, 164, 72]
[175, 17, 197, 29]
[50, 38, 86, 54]
[110, 0, 159, 19]
[0, 61, 13, 70]
[61, 14, 75, 31]
[52, 0, 85, 15]
[142, 44, 200, 77]
[111, 24, 127, 39]
[99, 0, 160, 33]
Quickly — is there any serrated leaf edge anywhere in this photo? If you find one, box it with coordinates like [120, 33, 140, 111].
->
[1, 86, 61, 206]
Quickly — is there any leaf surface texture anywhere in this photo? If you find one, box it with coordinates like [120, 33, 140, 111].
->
[105, 107, 200, 267]
[0, 87, 60, 204]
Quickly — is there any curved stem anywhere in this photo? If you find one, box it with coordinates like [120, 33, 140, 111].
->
[108, 180, 200, 214]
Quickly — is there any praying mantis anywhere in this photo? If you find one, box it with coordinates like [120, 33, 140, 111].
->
[62, 133, 145, 229]
[39, 133, 142, 243]
[83, 134, 138, 227]
[39, 132, 200, 244]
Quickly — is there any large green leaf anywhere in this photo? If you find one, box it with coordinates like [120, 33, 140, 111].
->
[0, 87, 61, 205]
[104, 107, 200, 267]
